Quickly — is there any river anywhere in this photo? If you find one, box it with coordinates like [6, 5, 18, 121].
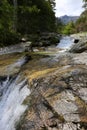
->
[0, 36, 74, 130]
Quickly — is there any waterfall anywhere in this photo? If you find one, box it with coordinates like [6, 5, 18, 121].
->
[0, 55, 31, 130]
[13, 0, 17, 31]
[0, 75, 30, 130]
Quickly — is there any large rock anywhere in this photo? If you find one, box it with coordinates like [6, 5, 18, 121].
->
[70, 39, 87, 53]
[15, 52, 87, 130]
[0, 41, 33, 55]
[32, 33, 60, 47]
[70, 34, 87, 53]
[0, 54, 31, 76]
[0, 47, 87, 130]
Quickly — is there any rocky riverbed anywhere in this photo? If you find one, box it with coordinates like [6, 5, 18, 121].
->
[0, 35, 87, 130]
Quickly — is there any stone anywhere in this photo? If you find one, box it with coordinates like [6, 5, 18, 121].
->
[62, 123, 77, 130]
[78, 88, 87, 103]
[0, 38, 87, 130]
[53, 98, 80, 122]
[21, 38, 27, 42]
[70, 37, 87, 53]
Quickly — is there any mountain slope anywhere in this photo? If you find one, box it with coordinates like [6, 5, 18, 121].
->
[59, 15, 79, 24]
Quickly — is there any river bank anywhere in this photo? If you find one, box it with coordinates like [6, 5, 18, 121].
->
[0, 35, 87, 130]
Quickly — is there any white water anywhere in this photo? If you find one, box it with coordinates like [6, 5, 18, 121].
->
[0, 56, 30, 130]
[0, 75, 30, 130]
[57, 36, 74, 51]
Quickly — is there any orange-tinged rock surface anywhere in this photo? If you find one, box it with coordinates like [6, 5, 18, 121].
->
[0, 47, 87, 130]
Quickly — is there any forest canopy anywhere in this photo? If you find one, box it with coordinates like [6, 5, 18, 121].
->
[0, 0, 56, 46]
[0, 0, 87, 46]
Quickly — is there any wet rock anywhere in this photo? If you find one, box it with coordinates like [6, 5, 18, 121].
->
[33, 33, 60, 47]
[16, 64, 87, 130]
[70, 38, 87, 53]
[22, 41, 33, 52]
[0, 43, 87, 130]
[0, 54, 32, 76]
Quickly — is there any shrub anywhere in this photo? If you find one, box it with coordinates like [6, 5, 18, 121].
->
[0, 29, 21, 47]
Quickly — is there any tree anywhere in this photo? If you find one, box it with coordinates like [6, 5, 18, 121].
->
[75, 0, 87, 32]
[83, 0, 87, 9]
[0, 0, 13, 31]
[56, 18, 63, 33]
[17, 0, 56, 34]
[62, 22, 75, 35]
[0, 0, 56, 46]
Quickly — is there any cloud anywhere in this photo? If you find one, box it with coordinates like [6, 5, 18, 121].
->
[55, 0, 84, 17]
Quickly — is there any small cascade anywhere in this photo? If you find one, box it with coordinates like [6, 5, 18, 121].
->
[0, 75, 30, 130]
[0, 55, 31, 130]
[57, 36, 74, 51]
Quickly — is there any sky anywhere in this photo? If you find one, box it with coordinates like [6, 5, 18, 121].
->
[55, 0, 84, 17]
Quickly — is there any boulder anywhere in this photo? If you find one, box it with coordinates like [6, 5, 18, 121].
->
[70, 40, 87, 53]
[16, 52, 87, 130]
[21, 38, 27, 42]
[32, 33, 60, 47]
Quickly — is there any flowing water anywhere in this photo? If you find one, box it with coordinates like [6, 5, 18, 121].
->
[0, 75, 30, 130]
[57, 36, 74, 51]
[0, 56, 30, 130]
[0, 36, 74, 130]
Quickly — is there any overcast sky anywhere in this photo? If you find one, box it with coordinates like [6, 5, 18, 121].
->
[55, 0, 84, 17]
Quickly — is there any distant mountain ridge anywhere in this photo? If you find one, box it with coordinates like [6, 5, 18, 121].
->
[59, 15, 79, 24]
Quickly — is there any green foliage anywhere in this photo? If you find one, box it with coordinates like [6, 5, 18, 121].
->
[17, 0, 56, 34]
[0, 0, 18, 46]
[0, 30, 21, 47]
[75, 14, 87, 32]
[0, 0, 19, 46]
[75, 0, 87, 33]
[83, 0, 87, 9]
[0, 0, 56, 47]
[0, 0, 13, 31]
[56, 18, 64, 33]
[62, 22, 75, 35]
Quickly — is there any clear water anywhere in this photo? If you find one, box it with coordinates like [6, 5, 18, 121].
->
[57, 36, 73, 50]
